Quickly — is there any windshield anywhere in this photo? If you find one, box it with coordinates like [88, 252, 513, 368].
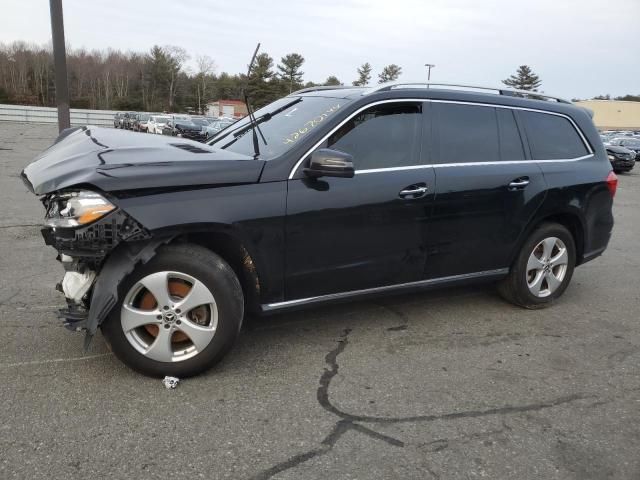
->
[139, 114, 149, 121]
[207, 96, 349, 160]
[154, 116, 170, 123]
[191, 118, 209, 126]
[174, 115, 190, 121]
[623, 139, 640, 147]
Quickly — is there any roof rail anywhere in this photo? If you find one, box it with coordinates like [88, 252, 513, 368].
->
[288, 85, 356, 96]
[363, 81, 572, 104]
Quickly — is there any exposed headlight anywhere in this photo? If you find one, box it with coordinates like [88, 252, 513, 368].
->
[45, 191, 116, 228]
[608, 154, 615, 161]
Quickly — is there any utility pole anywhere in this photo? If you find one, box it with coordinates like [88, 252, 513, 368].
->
[424, 63, 435, 81]
[49, 0, 71, 132]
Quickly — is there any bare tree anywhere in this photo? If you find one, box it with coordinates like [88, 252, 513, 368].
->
[164, 45, 188, 110]
[195, 55, 216, 114]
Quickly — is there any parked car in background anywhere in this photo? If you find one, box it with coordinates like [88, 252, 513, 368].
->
[21, 82, 615, 377]
[203, 118, 235, 139]
[123, 112, 137, 130]
[133, 113, 151, 133]
[147, 115, 171, 134]
[609, 137, 640, 158]
[603, 143, 636, 173]
[162, 118, 206, 141]
[190, 117, 211, 130]
[113, 112, 123, 129]
[191, 116, 209, 139]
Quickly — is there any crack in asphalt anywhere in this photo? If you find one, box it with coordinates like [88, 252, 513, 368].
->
[251, 327, 591, 479]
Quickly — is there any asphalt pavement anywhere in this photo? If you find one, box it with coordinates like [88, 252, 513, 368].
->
[1, 122, 638, 479]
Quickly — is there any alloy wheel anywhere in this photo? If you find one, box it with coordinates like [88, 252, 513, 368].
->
[121, 271, 218, 362]
[526, 237, 569, 298]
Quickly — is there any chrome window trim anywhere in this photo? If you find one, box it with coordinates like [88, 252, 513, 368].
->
[287, 99, 593, 179]
[262, 268, 509, 311]
[354, 154, 595, 174]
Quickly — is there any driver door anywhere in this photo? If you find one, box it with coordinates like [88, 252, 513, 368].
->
[284, 101, 435, 300]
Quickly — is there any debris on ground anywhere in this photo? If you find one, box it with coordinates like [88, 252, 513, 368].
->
[162, 376, 180, 389]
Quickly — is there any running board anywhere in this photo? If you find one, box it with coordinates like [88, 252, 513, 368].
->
[261, 268, 509, 312]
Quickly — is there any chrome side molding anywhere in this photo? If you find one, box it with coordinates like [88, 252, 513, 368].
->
[261, 268, 509, 312]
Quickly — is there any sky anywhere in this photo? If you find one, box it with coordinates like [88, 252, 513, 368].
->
[1, 0, 639, 99]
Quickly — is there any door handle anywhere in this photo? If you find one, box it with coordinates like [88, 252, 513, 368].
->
[399, 185, 428, 199]
[508, 177, 530, 190]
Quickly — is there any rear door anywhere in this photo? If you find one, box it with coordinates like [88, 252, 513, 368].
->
[424, 102, 547, 278]
[285, 101, 436, 299]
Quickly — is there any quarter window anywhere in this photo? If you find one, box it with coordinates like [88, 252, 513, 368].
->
[323, 102, 422, 170]
[435, 103, 500, 163]
[521, 111, 588, 159]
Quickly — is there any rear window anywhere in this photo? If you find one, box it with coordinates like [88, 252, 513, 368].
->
[435, 103, 499, 163]
[521, 111, 588, 160]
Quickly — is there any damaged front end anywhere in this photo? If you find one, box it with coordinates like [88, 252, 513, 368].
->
[40, 190, 151, 336]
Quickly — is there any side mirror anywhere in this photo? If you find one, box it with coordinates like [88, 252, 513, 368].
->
[304, 148, 355, 178]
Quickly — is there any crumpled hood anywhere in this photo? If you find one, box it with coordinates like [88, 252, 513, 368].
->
[22, 126, 262, 194]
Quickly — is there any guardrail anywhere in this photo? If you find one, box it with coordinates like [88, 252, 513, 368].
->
[0, 104, 116, 127]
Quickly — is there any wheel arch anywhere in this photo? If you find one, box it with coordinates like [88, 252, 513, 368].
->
[512, 210, 587, 267]
[164, 228, 264, 314]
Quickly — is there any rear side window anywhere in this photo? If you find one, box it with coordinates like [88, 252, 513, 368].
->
[497, 109, 526, 160]
[521, 111, 588, 159]
[325, 102, 422, 170]
[435, 103, 499, 163]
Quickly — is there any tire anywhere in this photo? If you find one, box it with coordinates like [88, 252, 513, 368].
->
[101, 243, 244, 377]
[498, 223, 576, 309]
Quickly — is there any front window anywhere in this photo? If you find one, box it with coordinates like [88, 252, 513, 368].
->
[321, 102, 422, 170]
[208, 96, 351, 160]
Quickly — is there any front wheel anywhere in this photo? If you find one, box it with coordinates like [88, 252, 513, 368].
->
[101, 244, 244, 377]
[498, 223, 576, 309]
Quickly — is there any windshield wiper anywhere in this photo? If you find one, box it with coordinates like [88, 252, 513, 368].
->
[217, 97, 303, 150]
[237, 43, 266, 160]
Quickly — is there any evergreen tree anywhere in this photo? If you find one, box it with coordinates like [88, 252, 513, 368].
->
[502, 65, 542, 91]
[614, 94, 640, 102]
[277, 53, 305, 93]
[324, 76, 342, 86]
[378, 64, 402, 83]
[352, 62, 372, 86]
[248, 52, 278, 108]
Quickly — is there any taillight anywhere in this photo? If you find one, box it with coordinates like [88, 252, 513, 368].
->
[606, 171, 618, 197]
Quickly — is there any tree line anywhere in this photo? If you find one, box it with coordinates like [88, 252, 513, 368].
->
[0, 41, 404, 112]
[1, 44, 636, 112]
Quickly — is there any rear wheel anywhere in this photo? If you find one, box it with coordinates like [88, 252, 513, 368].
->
[101, 244, 244, 377]
[498, 223, 576, 309]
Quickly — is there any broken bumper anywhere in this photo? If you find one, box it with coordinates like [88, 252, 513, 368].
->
[44, 210, 151, 332]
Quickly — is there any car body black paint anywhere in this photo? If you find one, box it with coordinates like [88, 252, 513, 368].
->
[604, 144, 635, 173]
[22, 127, 260, 194]
[23, 86, 614, 330]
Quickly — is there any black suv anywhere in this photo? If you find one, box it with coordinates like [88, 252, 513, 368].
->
[162, 118, 206, 141]
[21, 83, 616, 377]
[122, 112, 137, 130]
